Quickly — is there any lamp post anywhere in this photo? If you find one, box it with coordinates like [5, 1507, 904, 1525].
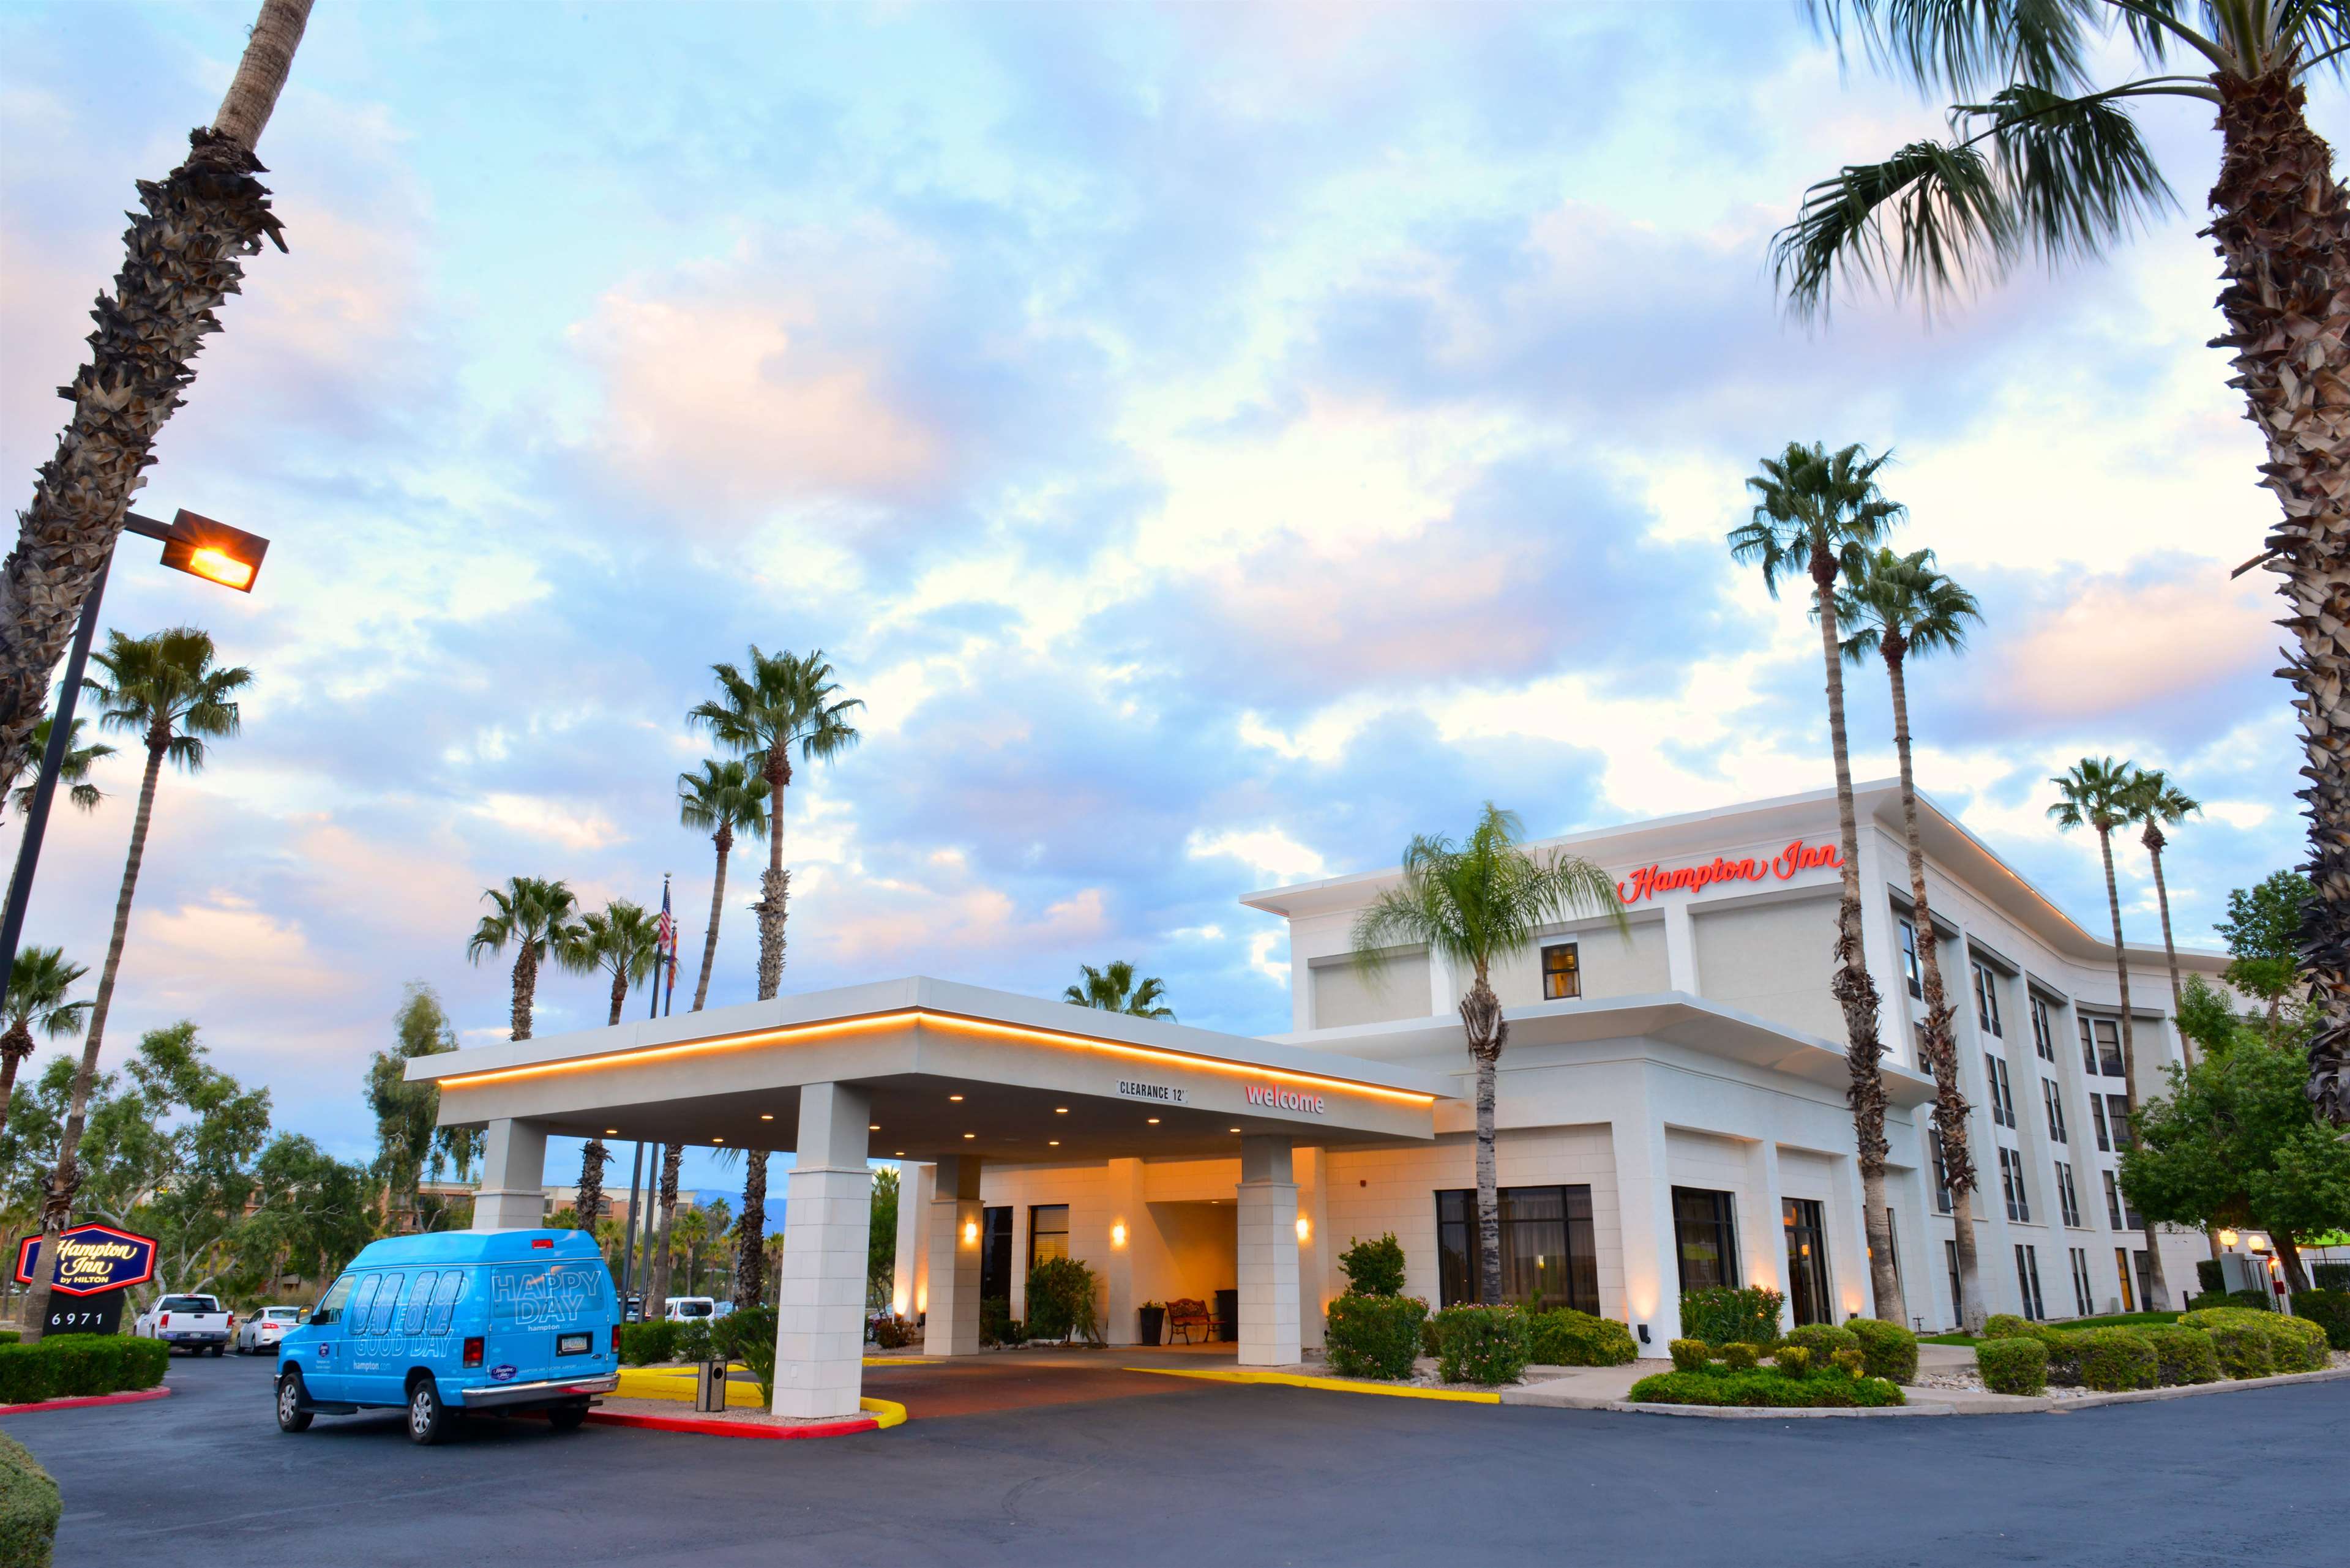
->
[0, 509, 269, 1002]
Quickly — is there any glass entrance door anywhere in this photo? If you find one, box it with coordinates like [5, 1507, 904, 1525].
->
[979, 1206, 1012, 1304]
[1783, 1198, 1833, 1327]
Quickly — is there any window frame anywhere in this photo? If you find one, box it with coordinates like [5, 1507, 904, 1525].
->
[2069, 1247, 2094, 1317]
[1435, 1184, 1599, 1314]
[2016, 1244, 2046, 1321]
[1783, 1197, 1835, 1328]
[1928, 1130, 1953, 1214]
[1972, 960, 2003, 1037]
[2042, 1078, 2067, 1144]
[2103, 1170, 2124, 1230]
[1539, 942, 1581, 1002]
[1670, 1186, 1741, 1296]
[1027, 1204, 1070, 1271]
[2055, 1160, 2082, 1229]
[2029, 995, 2056, 1061]
[1899, 919, 1923, 1000]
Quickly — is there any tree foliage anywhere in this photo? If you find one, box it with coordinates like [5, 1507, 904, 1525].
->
[2125, 1041, 2350, 1264]
[364, 983, 474, 1232]
[1062, 960, 1174, 1019]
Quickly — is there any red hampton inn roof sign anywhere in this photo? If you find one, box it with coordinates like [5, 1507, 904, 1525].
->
[13, 1223, 159, 1297]
[1616, 840, 1842, 906]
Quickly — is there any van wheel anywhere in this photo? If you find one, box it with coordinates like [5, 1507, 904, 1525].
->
[546, 1400, 589, 1433]
[275, 1372, 313, 1433]
[406, 1377, 453, 1446]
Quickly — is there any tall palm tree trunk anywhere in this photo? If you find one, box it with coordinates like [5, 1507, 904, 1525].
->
[0, 1025, 32, 1146]
[606, 966, 627, 1028]
[693, 822, 732, 1012]
[645, 1141, 683, 1316]
[577, 1141, 609, 1249]
[2209, 67, 2350, 1127]
[2143, 826, 2189, 1055]
[1884, 648, 1983, 1331]
[736, 1151, 769, 1309]
[1461, 979, 1506, 1307]
[736, 755, 791, 1309]
[0, 0, 311, 786]
[510, 945, 537, 1042]
[2095, 827, 2171, 1311]
[24, 736, 164, 1339]
[1814, 559, 1903, 1324]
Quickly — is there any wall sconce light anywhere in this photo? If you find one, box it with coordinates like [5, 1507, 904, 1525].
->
[1111, 1222, 1128, 1249]
[962, 1219, 978, 1245]
[1295, 1215, 1311, 1242]
[1636, 1323, 1650, 1344]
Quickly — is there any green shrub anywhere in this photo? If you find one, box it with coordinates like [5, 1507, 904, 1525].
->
[0, 1346, 56, 1407]
[980, 1294, 1027, 1346]
[711, 1305, 777, 1405]
[2312, 1263, 2350, 1291]
[1668, 1337, 1710, 1372]
[1527, 1309, 1637, 1367]
[1830, 1347, 1866, 1377]
[1324, 1294, 1428, 1380]
[1720, 1342, 1759, 1372]
[2290, 1288, 2350, 1351]
[1975, 1337, 2048, 1396]
[2266, 1313, 2330, 1372]
[2226, 1288, 2275, 1310]
[0, 1431, 58, 1568]
[2075, 1327, 2159, 1392]
[1025, 1256, 1102, 1345]
[1678, 1285, 1784, 1347]
[1848, 1318, 1920, 1384]
[676, 1319, 717, 1362]
[1783, 1323, 1860, 1357]
[1419, 1317, 1440, 1361]
[2030, 1327, 2084, 1386]
[1981, 1313, 2035, 1340]
[2195, 1258, 2226, 1294]
[2181, 1291, 2233, 1313]
[618, 1321, 680, 1366]
[2141, 1324, 2220, 1386]
[2181, 1309, 2280, 1379]
[1432, 1304, 1530, 1385]
[0, 1332, 17, 1346]
[1773, 1344, 1811, 1376]
[1627, 1364, 1903, 1408]
[43, 1337, 116, 1397]
[119, 1337, 167, 1391]
[1336, 1233, 1407, 1297]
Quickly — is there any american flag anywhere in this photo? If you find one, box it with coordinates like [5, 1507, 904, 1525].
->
[656, 878, 676, 982]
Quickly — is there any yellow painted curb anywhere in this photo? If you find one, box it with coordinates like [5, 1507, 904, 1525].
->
[615, 1367, 910, 1429]
[861, 1395, 908, 1428]
[1123, 1366, 1500, 1405]
[863, 1356, 930, 1366]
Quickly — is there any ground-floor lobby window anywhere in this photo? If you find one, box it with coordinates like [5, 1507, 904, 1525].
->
[1672, 1187, 1739, 1294]
[981, 1206, 1014, 1302]
[1434, 1185, 1599, 1313]
[1029, 1204, 1069, 1269]
[1783, 1198, 1832, 1326]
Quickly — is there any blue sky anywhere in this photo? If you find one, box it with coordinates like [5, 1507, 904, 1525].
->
[0, 2, 2328, 1193]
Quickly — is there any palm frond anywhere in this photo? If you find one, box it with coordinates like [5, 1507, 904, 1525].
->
[1350, 804, 1627, 986]
[1806, 0, 2100, 97]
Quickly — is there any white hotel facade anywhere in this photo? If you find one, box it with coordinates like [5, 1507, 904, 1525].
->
[896, 781, 2218, 1346]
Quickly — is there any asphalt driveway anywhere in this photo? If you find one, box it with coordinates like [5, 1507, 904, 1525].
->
[9, 1350, 2344, 1567]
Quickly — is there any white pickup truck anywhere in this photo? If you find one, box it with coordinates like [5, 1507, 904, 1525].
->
[135, 1293, 234, 1356]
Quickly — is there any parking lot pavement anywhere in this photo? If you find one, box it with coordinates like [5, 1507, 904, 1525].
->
[9, 1348, 2348, 1568]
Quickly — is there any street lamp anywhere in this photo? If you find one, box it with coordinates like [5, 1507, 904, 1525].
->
[0, 509, 272, 1000]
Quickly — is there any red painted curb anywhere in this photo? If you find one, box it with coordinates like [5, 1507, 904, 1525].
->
[585, 1408, 878, 1440]
[0, 1386, 173, 1416]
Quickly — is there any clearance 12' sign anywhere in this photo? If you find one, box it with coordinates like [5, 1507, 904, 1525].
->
[13, 1223, 159, 1297]
[1616, 840, 1841, 906]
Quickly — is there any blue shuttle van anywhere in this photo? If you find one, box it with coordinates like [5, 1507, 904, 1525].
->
[275, 1230, 621, 1444]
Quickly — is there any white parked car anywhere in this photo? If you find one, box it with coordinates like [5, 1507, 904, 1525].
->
[236, 1305, 305, 1355]
[134, 1293, 234, 1355]
[662, 1296, 717, 1321]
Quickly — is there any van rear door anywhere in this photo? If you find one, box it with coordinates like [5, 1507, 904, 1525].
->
[485, 1255, 614, 1388]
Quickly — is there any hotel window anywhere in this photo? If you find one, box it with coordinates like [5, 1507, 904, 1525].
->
[979, 1206, 1014, 1303]
[2106, 1094, 2133, 1149]
[2029, 995, 2057, 1061]
[1944, 1240, 1963, 1325]
[2103, 1170, 2124, 1230]
[1899, 919, 1922, 999]
[1783, 1198, 1833, 1327]
[2079, 1015, 2124, 1076]
[2056, 1161, 2081, 1228]
[1671, 1187, 1741, 1294]
[1028, 1204, 1069, 1269]
[2015, 1244, 2047, 1320]
[1972, 960, 2003, 1037]
[2042, 1079, 2067, 1143]
[1984, 1053, 2015, 1128]
[2114, 1247, 2136, 1312]
[1999, 1146, 2031, 1223]
[1540, 943, 1581, 1001]
[1929, 1130, 1953, 1214]
[2091, 1094, 2111, 1151]
[2133, 1250, 2155, 1311]
[1435, 1185, 1598, 1315]
[2069, 1247, 2094, 1318]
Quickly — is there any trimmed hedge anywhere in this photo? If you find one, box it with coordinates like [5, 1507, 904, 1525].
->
[2075, 1327, 2158, 1392]
[1829, 1347, 1866, 1377]
[1773, 1345, 1812, 1376]
[2313, 1263, 2350, 1292]
[1720, 1342, 1759, 1372]
[1431, 1304, 1530, 1386]
[0, 1331, 17, 1346]
[1678, 1286, 1784, 1348]
[1628, 1364, 1904, 1408]
[1848, 1318, 1920, 1384]
[0, 1432, 58, 1568]
[1975, 1337, 2048, 1396]
[2290, 1288, 2350, 1351]
[1527, 1309, 1637, 1367]
[1981, 1313, 2035, 1341]
[618, 1321, 680, 1366]
[1324, 1294, 1428, 1381]
[2141, 1324, 2220, 1386]
[1668, 1338, 1709, 1372]
[2195, 1258, 2226, 1294]
[2264, 1313, 2330, 1372]
[0, 1335, 167, 1405]
[1782, 1323, 1860, 1358]
[2028, 1326, 2084, 1386]
[2181, 1306, 2328, 1376]
[677, 1318, 717, 1361]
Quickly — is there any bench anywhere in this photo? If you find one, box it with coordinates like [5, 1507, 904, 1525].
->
[1166, 1298, 1213, 1344]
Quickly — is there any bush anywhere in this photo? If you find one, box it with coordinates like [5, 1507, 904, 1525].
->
[2266, 1314, 2330, 1372]
[1025, 1256, 1102, 1345]
[2181, 1291, 2232, 1313]
[1830, 1347, 1866, 1377]
[618, 1321, 680, 1366]
[1773, 1345, 1812, 1376]
[1432, 1304, 1531, 1385]
[1336, 1233, 1407, 1297]
[1678, 1286, 1784, 1347]
[0, 1432, 57, 1568]
[1420, 1317, 1441, 1361]
[1782, 1323, 1860, 1359]
[1627, 1364, 1903, 1408]
[1325, 1294, 1428, 1380]
[1668, 1338, 1710, 1372]
[1528, 1310, 1637, 1367]
[711, 1305, 777, 1405]
[0, 1332, 17, 1346]
[119, 1338, 167, 1391]
[2313, 1263, 2350, 1291]
[2226, 1288, 2275, 1310]
[0, 1335, 168, 1405]
[2075, 1327, 2158, 1392]
[676, 1319, 716, 1362]
[1980, 1313, 2035, 1341]
[1975, 1337, 2048, 1396]
[981, 1295, 1027, 1347]
[1847, 1318, 1920, 1384]
[2290, 1287, 2350, 1351]
[1719, 1342, 1759, 1372]
[2196, 1258, 2226, 1294]
[0, 1346, 56, 1407]
[866, 1314, 913, 1351]
[2181, 1308, 2280, 1379]
[2140, 1325, 2220, 1386]
[43, 1337, 118, 1397]
[2023, 1326, 2082, 1386]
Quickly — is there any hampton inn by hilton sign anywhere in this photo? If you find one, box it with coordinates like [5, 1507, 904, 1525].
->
[13, 1223, 158, 1297]
[1615, 839, 1843, 905]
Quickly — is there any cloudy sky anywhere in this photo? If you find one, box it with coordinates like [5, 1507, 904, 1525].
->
[0, 2, 2324, 1189]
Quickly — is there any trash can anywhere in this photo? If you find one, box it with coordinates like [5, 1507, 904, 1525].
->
[1214, 1288, 1238, 1343]
[695, 1357, 728, 1413]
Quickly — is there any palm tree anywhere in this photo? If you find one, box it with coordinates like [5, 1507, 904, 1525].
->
[2049, 756, 2172, 1310]
[688, 647, 860, 1308]
[677, 760, 768, 1013]
[558, 900, 661, 1225]
[671, 1204, 710, 1295]
[465, 877, 583, 1043]
[23, 625, 247, 1340]
[1769, 2, 2350, 1127]
[2125, 770, 2204, 1026]
[1063, 961, 1175, 1019]
[0, 0, 312, 789]
[1730, 441, 1909, 1323]
[1350, 804, 1626, 1307]
[0, 947, 88, 1144]
[1838, 545, 1987, 1329]
[2, 714, 114, 827]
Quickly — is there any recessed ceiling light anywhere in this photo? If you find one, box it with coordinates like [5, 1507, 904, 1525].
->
[894, 1151, 905, 1157]
[1147, 1118, 1160, 1125]
[869, 1124, 880, 1130]
[1049, 1140, 1060, 1146]
[1054, 1107, 1068, 1114]
[949, 1094, 964, 1102]
[1230, 1127, 1241, 1133]
[964, 1132, 976, 1139]
[605, 1129, 619, 1135]
[759, 1113, 774, 1121]
[713, 1137, 724, 1144]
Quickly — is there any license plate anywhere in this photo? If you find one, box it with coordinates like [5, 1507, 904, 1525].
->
[557, 1332, 591, 1356]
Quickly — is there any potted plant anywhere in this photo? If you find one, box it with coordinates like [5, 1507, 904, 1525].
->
[1139, 1300, 1167, 1346]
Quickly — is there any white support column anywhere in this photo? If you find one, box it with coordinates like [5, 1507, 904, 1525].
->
[922, 1155, 983, 1357]
[1237, 1136, 1300, 1367]
[1102, 1157, 1144, 1346]
[1829, 1149, 1874, 1323]
[891, 1162, 932, 1320]
[772, 1082, 872, 1421]
[1663, 904, 1699, 993]
[1609, 1074, 1681, 1346]
[1296, 1146, 1331, 1351]
[1738, 1137, 1784, 1330]
[473, 1119, 548, 1232]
